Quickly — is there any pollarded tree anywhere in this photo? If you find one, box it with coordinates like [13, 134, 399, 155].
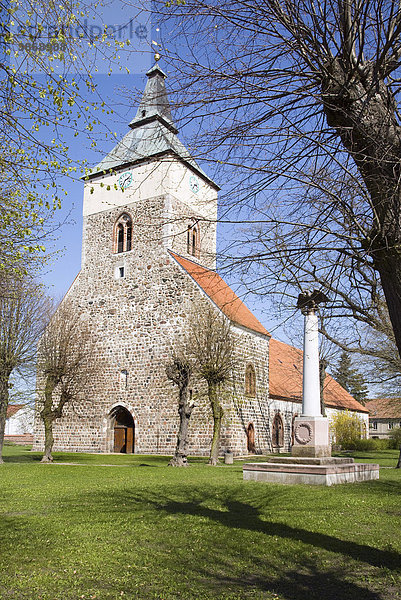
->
[37, 300, 99, 463]
[0, 277, 50, 463]
[166, 353, 194, 466]
[154, 0, 401, 364]
[187, 305, 236, 465]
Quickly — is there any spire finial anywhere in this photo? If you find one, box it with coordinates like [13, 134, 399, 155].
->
[154, 51, 161, 62]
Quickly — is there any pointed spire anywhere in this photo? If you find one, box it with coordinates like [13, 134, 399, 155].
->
[129, 58, 177, 133]
[88, 56, 219, 190]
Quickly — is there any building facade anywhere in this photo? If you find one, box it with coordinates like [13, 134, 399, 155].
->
[366, 398, 401, 439]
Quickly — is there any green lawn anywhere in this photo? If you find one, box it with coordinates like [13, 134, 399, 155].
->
[0, 446, 400, 600]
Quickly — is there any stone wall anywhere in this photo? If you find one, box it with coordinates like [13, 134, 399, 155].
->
[33, 193, 273, 456]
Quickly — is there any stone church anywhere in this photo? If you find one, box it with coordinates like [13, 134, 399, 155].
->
[33, 61, 369, 456]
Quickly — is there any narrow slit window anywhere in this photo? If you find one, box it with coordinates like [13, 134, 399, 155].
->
[117, 224, 124, 253]
[126, 223, 132, 252]
[187, 221, 200, 258]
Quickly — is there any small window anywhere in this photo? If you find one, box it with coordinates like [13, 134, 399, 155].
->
[187, 221, 200, 258]
[388, 422, 394, 430]
[245, 364, 256, 397]
[114, 213, 133, 254]
[370, 421, 378, 430]
[119, 267, 125, 278]
[120, 369, 128, 389]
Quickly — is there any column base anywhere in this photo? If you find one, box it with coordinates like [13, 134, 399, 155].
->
[291, 444, 331, 458]
[292, 416, 331, 458]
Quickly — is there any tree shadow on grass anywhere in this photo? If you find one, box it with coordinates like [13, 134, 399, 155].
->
[1, 482, 399, 600]
[2, 448, 41, 463]
[71, 483, 400, 574]
[151, 496, 400, 571]
[195, 554, 385, 600]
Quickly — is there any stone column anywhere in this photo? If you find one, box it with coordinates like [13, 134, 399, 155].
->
[292, 290, 331, 458]
[302, 309, 321, 417]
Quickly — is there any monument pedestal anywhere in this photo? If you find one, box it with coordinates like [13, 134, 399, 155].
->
[242, 292, 379, 485]
[243, 457, 379, 486]
[291, 416, 331, 458]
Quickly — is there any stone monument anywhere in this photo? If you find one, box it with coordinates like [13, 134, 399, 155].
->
[292, 289, 331, 458]
[243, 289, 380, 485]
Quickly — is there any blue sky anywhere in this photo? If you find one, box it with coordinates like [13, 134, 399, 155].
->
[39, 72, 147, 297]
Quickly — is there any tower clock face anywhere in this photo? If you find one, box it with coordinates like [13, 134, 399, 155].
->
[189, 175, 199, 193]
[119, 171, 133, 190]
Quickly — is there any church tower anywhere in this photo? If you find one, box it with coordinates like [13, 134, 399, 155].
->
[33, 60, 272, 458]
[82, 60, 219, 271]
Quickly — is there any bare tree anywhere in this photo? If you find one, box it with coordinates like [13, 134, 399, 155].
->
[152, 0, 401, 363]
[0, 277, 49, 463]
[37, 301, 98, 463]
[166, 353, 194, 466]
[186, 305, 236, 465]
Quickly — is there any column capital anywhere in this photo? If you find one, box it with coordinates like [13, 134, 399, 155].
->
[297, 289, 329, 314]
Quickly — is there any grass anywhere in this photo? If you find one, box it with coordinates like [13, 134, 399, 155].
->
[0, 445, 400, 600]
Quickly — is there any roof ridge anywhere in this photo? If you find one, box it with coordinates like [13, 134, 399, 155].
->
[168, 251, 270, 337]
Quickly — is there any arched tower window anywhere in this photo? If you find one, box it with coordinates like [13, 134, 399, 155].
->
[272, 413, 284, 448]
[245, 364, 256, 397]
[114, 213, 133, 253]
[187, 221, 200, 258]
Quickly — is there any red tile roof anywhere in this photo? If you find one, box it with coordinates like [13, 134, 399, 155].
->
[269, 338, 369, 413]
[6, 404, 25, 418]
[168, 252, 368, 414]
[365, 398, 401, 419]
[169, 252, 270, 337]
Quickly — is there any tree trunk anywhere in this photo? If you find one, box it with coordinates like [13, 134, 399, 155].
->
[169, 386, 194, 467]
[322, 63, 401, 361]
[40, 379, 56, 463]
[374, 257, 401, 361]
[41, 415, 55, 463]
[208, 383, 224, 466]
[0, 370, 11, 464]
[396, 445, 401, 469]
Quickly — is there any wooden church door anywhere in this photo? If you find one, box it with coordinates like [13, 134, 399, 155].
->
[114, 427, 127, 453]
[247, 423, 256, 453]
[112, 406, 135, 453]
[272, 414, 284, 448]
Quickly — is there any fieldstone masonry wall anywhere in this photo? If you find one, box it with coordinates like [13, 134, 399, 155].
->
[34, 192, 282, 456]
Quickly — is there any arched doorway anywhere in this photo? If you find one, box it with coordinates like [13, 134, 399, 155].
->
[272, 413, 284, 448]
[247, 423, 256, 453]
[110, 406, 135, 453]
